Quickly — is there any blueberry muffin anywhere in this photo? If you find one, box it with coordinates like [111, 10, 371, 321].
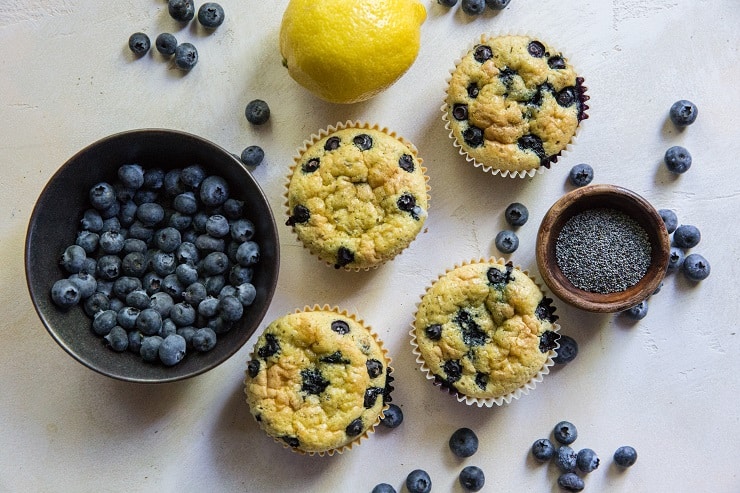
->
[411, 259, 559, 405]
[245, 306, 391, 454]
[286, 122, 429, 270]
[443, 35, 589, 177]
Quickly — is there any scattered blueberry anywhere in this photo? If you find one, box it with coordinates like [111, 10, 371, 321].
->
[569, 163, 594, 187]
[405, 469, 432, 493]
[140, 335, 164, 362]
[197, 2, 225, 28]
[531, 438, 556, 462]
[380, 403, 403, 429]
[174, 43, 198, 71]
[155, 33, 178, 56]
[128, 32, 151, 56]
[180, 164, 207, 189]
[104, 326, 129, 352]
[192, 327, 217, 352]
[449, 427, 479, 458]
[461, 0, 486, 14]
[623, 300, 648, 320]
[458, 465, 485, 492]
[245, 99, 270, 125]
[168, 0, 195, 22]
[658, 209, 678, 233]
[485, 0, 511, 8]
[553, 421, 578, 445]
[51, 279, 81, 309]
[504, 202, 529, 227]
[664, 145, 692, 174]
[556, 445, 577, 472]
[673, 224, 700, 248]
[118, 164, 144, 189]
[494, 230, 519, 253]
[576, 448, 600, 473]
[552, 335, 578, 365]
[613, 445, 638, 467]
[371, 484, 396, 493]
[557, 472, 585, 492]
[200, 175, 229, 206]
[669, 100, 698, 127]
[159, 334, 187, 366]
[667, 246, 685, 272]
[240, 145, 265, 167]
[682, 253, 710, 281]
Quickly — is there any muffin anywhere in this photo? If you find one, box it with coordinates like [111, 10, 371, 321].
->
[410, 259, 559, 406]
[443, 34, 589, 178]
[245, 306, 391, 455]
[286, 121, 429, 270]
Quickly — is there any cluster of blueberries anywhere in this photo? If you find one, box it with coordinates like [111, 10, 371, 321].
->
[128, 1, 226, 71]
[531, 421, 637, 491]
[372, 426, 486, 493]
[50, 163, 261, 366]
[438, 0, 511, 16]
[664, 100, 698, 174]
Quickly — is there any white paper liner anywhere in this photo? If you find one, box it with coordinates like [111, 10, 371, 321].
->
[285, 121, 431, 271]
[441, 33, 589, 179]
[244, 304, 392, 456]
[409, 258, 560, 407]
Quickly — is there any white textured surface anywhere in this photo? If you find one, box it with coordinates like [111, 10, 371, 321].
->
[2, 1, 739, 492]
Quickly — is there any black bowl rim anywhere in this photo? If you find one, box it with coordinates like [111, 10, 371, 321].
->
[24, 128, 280, 383]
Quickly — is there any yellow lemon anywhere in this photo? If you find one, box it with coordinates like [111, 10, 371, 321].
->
[279, 0, 427, 104]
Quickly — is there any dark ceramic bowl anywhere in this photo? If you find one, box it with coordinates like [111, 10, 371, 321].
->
[536, 184, 669, 313]
[25, 129, 280, 383]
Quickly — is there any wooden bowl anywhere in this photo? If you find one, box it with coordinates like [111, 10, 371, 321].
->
[536, 184, 670, 313]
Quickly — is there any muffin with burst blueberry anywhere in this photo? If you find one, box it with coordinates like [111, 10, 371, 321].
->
[244, 305, 392, 455]
[443, 34, 589, 178]
[410, 258, 559, 406]
[285, 121, 429, 270]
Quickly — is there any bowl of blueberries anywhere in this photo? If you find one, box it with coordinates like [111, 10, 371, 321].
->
[25, 129, 280, 383]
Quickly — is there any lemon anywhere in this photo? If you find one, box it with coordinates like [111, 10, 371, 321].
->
[279, 0, 427, 104]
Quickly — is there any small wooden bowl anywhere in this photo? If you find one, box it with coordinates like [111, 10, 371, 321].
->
[536, 184, 670, 313]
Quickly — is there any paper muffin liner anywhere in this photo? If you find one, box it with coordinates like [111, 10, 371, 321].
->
[409, 258, 560, 407]
[244, 304, 393, 456]
[285, 121, 431, 271]
[441, 33, 590, 179]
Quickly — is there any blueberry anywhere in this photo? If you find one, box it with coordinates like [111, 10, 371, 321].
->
[169, 212, 193, 231]
[67, 272, 97, 299]
[164, 169, 185, 197]
[240, 145, 265, 167]
[200, 175, 229, 207]
[193, 211, 209, 233]
[81, 209, 104, 232]
[159, 334, 187, 366]
[142, 272, 164, 295]
[96, 255, 122, 280]
[154, 227, 182, 253]
[202, 251, 229, 276]
[673, 224, 700, 248]
[494, 230, 519, 253]
[160, 318, 178, 338]
[205, 215, 230, 238]
[174, 43, 198, 71]
[101, 216, 121, 233]
[485, 0, 510, 8]
[458, 465, 485, 492]
[192, 327, 217, 352]
[84, 292, 110, 317]
[203, 274, 226, 296]
[151, 251, 177, 276]
[136, 308, 163, 336]
[183, 281, 207, 306]
[125, 289, 151, 310]
[197, 2, 225, 28]
[118, 164, 144, 189]
[504, 202, 529, 227]
[437, 0, 458, 6]
[75, 230, 99, 253]
[461, 0, 485, 14]
[664, 145, 692, 174]
[669, 99, 698, 127]
[569, 163, 594, 187]
[380, 403, 403, 429]
[140, 336, 164, 362]
[623, 300, 648, 320]
[150, 291, 174, 317]
[136, 202, 165, 226]
[658, 209, 678, 233]
[122, 252, 148, 277]
[175, 263, 199, 285]
[245, 99, 270, 125]
[176, 242, 200, 265]
[108, 298, 125, 313]
[235, 282, 257, 306]
[553, 335, 578, 364]
[170, 302, 196, 326]
[168, 0, 195, 22]
[556, 445, 577, 472]
[613, 445, 638, 467]
[128, 32, 150, 56]
[553, 421, 578, 445]
[236, 241, 260, 266]
[531, 438, 556, 462]
[222, 198, 244, 219]
[576, 448, 600, 473]
[113, 276, 143, 302]
[371, 484, 396, 493]
[104, 326, 129, 352]
[230, 265, 254, 286]
[230, 219, 255, 242]
[117, 306, 140, 331]
[155, 33, 177, 56]
[178, 164, 206, 190]
[123, 238, 148, 254]
[449, 427, 479, 458]
[50, 279, 81, 309]
[143, 168, 165, 189]
[99, 230, 125, 254]
[557, 472, 585, 492]
[682, 253, 710, 281]
[405, 469, 432, 493]
[197, 296, 220, 317]
[219, 295, 243, 321]
[667, 246, 685, 272]
[60, 244, 87, 274]
[173, 192, 198, 214]
[99, 201, 120, 220]
[176, 326, 197, 348]
[119, 200, 138, 227]
[128, 221, 153, 242]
